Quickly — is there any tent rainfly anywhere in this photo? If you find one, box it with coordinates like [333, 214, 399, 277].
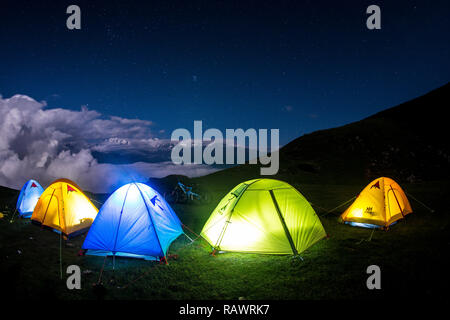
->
[31, 179, 98, 238]
[16, 180, 44, 218]
[82, 183, 183, 261]
[201, 179, 326, 255]
[340, 177, 412, 229]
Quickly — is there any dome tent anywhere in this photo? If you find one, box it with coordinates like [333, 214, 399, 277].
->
[16, 179, 44, 218]
[82, 183, 183, 261]
[31, 179, 98, 238]
[341, 177, 412, 229]
[201, 179, 326, 255]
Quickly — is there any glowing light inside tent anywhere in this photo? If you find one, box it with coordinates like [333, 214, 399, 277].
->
[201, 179, 327, 255]
[82, 182, 183, 260]
[31, 179, 98, 237]
[67, 189, 97, 229]
[221, 220, 263, 249]
[202, 220, 225, 247]
[341, 177, 413, 228]
[346, 222, 381, 229]
[352, 208, 364, 218]
[17, 180, 44, 218]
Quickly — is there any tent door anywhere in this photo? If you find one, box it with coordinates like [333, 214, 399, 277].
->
[213, 183, 253, 250]
[42, 191, 61, 230]
[387, 187, 405, 219]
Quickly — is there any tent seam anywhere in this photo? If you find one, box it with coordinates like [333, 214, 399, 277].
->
[112, 184, 132, 253]
[134, 183, 165, 258]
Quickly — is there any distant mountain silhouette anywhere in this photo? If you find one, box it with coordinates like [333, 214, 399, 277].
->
[93, 143, 249, 170]
[192, 83, 449, 190]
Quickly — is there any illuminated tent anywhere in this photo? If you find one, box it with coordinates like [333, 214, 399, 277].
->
[82, 183, 183, 261]
[31, 179, 98, 238]
[201, 179, 326, 255]
[16, 180, 44, 218]
[341, 177, 412, 228]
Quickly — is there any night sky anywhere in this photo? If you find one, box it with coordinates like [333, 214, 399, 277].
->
[1, 0, 449, 145]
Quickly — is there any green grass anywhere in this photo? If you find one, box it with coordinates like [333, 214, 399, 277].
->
[1, 181, 449, 300]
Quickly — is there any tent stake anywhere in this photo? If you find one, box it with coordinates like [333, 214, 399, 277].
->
[9, 208, 18, 223]
[292, 255, 304, 261]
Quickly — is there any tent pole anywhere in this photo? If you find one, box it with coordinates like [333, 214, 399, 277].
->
[269, 190, 298, 256]
[58, 195, 63, 280]
[214, 206, 238, 251]
[112, 185, 132, 258]
[135, 183, 168, 264]
[213, 183, 252, 251]
[389, 185, 404, 217]
[41, 189, 56, 228]
[214, 215, 231, 251]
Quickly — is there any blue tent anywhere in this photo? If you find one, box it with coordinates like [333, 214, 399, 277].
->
[16, 180, 44, 218]
[82, 183, 183, 261]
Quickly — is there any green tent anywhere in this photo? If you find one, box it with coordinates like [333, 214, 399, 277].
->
[201, 179, 326, 255]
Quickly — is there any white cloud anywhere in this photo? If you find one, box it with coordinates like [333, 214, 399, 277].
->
[0, 94, 218, 193]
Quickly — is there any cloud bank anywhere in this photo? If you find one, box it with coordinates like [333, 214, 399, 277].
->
[0, 94, 218, 193]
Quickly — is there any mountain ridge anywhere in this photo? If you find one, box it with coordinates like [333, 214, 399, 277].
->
[192, 82, 449, 190]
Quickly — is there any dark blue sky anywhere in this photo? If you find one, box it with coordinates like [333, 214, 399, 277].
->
[1, 0, 449, 145]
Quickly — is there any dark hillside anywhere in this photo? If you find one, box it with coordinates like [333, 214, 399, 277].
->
[195, 83, 449, 190]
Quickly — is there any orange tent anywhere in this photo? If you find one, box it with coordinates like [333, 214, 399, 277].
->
[31, 179, 98, 238]
[341, 177, 412, 228]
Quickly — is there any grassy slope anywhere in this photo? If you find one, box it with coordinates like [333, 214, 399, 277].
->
[1, 181, 448, 300]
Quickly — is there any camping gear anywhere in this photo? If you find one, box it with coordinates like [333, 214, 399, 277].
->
[31, 179, 98, 238]
[164, 181, 211, 204]
[340, 177, 412, 228]
[16, 180, 44, 218]
[82, 183, 183, 261]
[200, 179, 326, 255]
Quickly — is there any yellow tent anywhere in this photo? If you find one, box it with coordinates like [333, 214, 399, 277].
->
[31, 179, 98, 238]
[341, 177, 412, 228]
